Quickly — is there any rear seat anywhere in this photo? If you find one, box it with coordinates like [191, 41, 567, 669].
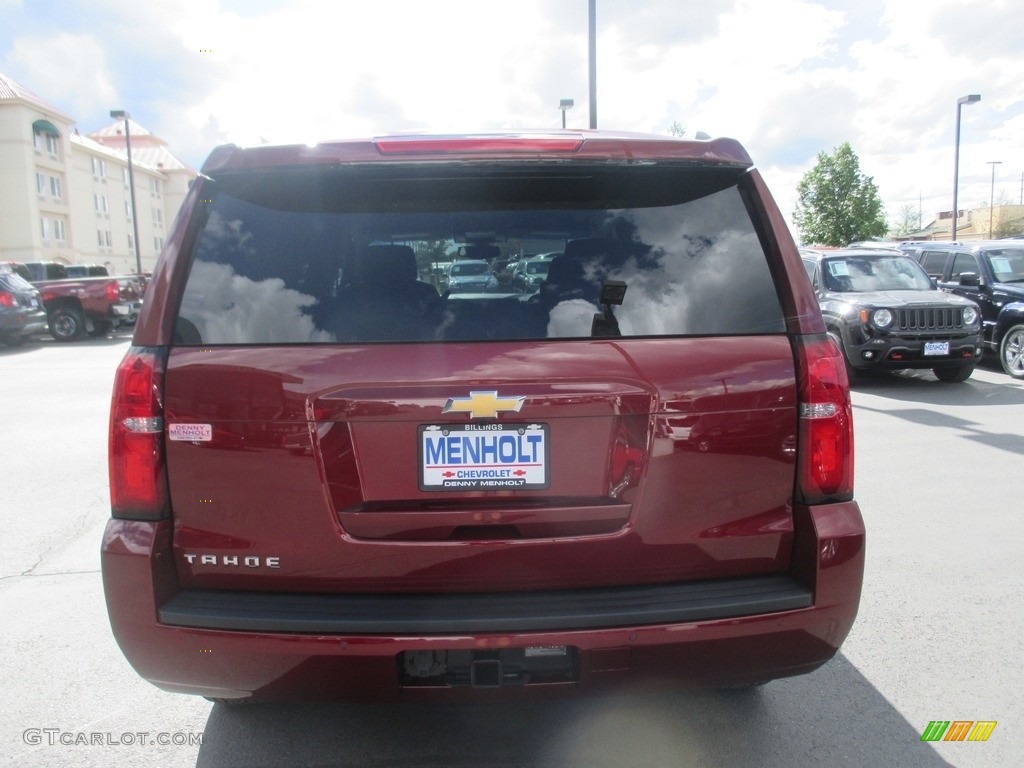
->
[330, 244, 443, 341]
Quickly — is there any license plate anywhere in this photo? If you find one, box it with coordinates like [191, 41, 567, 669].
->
[419, 423, 549, 491]
[924, 341, 950, 356]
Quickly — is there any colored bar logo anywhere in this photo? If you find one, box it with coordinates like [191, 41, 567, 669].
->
[921, 721, 997, 742]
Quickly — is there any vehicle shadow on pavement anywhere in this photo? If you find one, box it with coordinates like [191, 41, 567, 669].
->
[2, 331, 134, 352]
[851, 368, 1023, 408]
[194, 655, 952, 768]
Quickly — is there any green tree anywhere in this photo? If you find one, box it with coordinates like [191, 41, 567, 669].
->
[793, 142, 888, 246]
[413, 239, 450, 283]
[995, 216, 1024, 239]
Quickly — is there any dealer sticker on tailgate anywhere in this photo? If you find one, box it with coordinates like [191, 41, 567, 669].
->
[419, 423, 549, 491]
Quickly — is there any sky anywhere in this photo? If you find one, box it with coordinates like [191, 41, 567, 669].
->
[2, 0, 1022, 237]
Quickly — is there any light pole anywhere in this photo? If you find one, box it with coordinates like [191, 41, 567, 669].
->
[588, 0, 597, 129]
[951, 94, 980, 241]
[987, 160, 1002, 239]
[558, 99, 574, 129]
[110, 109, 142, 276]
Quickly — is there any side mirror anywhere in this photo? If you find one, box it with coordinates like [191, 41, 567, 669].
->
[958, 272, 981, 287]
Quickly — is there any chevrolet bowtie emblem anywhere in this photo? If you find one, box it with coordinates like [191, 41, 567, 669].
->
[442, 391, 526, 419]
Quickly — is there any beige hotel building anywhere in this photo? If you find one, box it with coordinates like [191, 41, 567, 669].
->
[0, 72, 197, 276]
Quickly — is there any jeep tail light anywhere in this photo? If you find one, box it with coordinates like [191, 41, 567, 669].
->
[795, 335, 854, 503]
[105, 279, 120, 302]
[109, 346, 168, 519]
[0, 290, 14, 308]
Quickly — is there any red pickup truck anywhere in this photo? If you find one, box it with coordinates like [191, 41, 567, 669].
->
[1, 261, 143, 341]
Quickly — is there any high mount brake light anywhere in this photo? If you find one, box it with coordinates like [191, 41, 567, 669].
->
[373, 134, 585, 155]
[109, 347, 169, 519]
[795, 335, 855, 502]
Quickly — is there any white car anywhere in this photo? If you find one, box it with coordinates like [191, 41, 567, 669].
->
[445, 259, 497, 293]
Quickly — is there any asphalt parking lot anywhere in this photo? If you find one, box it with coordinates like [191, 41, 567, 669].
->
[1, 334, 1021, 767]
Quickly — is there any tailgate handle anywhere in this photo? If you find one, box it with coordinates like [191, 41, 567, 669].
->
[338, 501, 631, 541]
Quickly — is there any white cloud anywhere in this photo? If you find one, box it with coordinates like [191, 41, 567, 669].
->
[2, 32, 118, 117]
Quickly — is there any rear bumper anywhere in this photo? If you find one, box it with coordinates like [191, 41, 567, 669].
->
[0, 308, 47, 338]
[108, 301, 141, 325]
[101, 501, 864, 702]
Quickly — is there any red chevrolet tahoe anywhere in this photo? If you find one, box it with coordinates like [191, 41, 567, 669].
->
[102, 131, 864, 703]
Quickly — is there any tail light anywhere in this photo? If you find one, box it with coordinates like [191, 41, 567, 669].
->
[794, 335, 854, 503]
[105, 280, 120, 302]
[0, 290, 14, 308]
[109, 346, 169, 519]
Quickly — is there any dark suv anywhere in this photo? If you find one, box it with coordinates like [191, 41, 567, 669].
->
[902, 240, 1024, 379]
[102, 131, 864, 703]
[0, 270, 47, 346]
[801, 248, 982, 382]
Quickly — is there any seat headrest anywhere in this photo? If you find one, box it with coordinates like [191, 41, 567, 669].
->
[359, 244, 418, 283]
[540, 238, 631, 307]
[561, 238, 630, 265]
[459, 244, 500, 262]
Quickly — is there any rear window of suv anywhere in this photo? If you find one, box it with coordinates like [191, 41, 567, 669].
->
[174, 165, 785, 344]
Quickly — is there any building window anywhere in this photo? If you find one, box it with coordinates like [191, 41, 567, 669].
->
[128, 233, 135, 253]
[105, 231, 112, 248]
[41, 218, 49, 240]
[50, 176, 62, 200]
[125, 201, 133, 219]
[97, 230, 104, 247]
[154, 236, 164, 253]
[150, 177, 162, 196]
[36, 172, 46, 195]
[92, 157, 106, 178]
[53, 219, 66, 241]
[94, 193, 109, 214]
[122, 167, 130, 185]
[34, 130, 59, 155]
[152, 207, 163, 225]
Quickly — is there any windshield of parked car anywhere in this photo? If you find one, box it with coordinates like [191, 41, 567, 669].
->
[821, 255, 933, 292]
[175, 165, 785, 344]
[450, 261, 490, 276]
[986, 249, 1024, 283]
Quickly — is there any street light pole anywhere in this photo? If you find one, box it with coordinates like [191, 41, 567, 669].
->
[558, 99, 574, 129]
[951, 94, 980, 241]
[588, 0, 597, 129]
[987, 160, 1002, 239]
[110, 110, 142, 276]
